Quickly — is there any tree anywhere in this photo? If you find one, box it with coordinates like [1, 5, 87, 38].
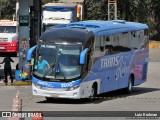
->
[151, 0, 160, 39]
[84, 0, 107, 20]
[1, 0, 160, 39]
[85, 0, 160, 40]
[0, 0, 16, 20]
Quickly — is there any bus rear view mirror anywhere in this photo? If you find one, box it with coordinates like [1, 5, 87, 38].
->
[80, 48, 88, 64]
[27, 45, 37, 61]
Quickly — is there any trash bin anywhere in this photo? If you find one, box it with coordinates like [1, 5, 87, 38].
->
[15, 70, 23, 81]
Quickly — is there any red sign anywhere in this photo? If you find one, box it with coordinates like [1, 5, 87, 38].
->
[0, 22, 16, 26]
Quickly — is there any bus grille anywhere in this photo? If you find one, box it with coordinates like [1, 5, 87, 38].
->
[42, 87, 67, 92]
[0, 38, 8, 42]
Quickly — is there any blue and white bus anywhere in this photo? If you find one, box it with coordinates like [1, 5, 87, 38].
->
[27, 20, 149, 100]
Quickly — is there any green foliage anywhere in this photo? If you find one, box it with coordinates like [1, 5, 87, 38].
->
[0, 0, 16, 20]
[0, 0, 160, 39]
[85, 0, 160, 40]
[84, 0, 107, 20]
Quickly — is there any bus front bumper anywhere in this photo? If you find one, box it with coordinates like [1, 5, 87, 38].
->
[32, 84, 81, 99]
[0, 43, 18, 52]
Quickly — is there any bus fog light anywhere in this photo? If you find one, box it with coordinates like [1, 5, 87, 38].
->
[34, 89, 37, 93]
[67, 85, 80, 91]
[37, 85, 42, 89]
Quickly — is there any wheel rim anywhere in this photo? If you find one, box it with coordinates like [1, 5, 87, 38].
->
[128, 79, 132, 91]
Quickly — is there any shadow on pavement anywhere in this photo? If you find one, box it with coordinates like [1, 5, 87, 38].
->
[36, 87, 160, 104]
[0, 52, 16, 57]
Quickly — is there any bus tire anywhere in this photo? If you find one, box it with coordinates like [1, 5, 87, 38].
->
[90, 83, 97, 98]
[125, 77, 133, 93]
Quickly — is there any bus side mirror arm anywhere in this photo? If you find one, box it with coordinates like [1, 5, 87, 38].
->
[27, 45, 37, 61]
[80, 48, 88, 65]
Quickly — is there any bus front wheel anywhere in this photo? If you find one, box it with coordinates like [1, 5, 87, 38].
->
[90, 83, 97, 97]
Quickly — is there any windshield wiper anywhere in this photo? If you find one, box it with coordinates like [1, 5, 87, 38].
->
[55, 61, 67, 81]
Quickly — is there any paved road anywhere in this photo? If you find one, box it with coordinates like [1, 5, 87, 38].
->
[0, 49, 160, 120]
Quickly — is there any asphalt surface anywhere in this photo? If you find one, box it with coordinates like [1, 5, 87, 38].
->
[0, 49, 160, 120]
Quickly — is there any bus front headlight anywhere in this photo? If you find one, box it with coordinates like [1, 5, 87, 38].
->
[66, 85, 80, 91]
[33, 83, 42, 89]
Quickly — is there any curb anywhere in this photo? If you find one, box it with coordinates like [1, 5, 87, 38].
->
[14, 81, 32, 85]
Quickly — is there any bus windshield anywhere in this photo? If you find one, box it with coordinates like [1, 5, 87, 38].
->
[0, 26, 16, 33]
[33, 43, 82, 82]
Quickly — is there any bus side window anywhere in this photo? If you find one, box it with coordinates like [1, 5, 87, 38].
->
[106, 36, 110, 42]
[111, 33, 131, 53]
[131, 31, 137, 37]
[105, 45, 113, 54]
[104, 36, 113, 54]
[87, 39, 94, 71]
[82, 39, 93, 74]
[139, 29, 149, 49]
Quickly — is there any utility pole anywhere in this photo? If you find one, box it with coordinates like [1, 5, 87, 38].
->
[108, 0, 117, 20]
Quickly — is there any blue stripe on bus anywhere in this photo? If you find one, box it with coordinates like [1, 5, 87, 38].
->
[32, 76, 82, 88]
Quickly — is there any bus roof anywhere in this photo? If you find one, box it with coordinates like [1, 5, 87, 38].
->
[63, 20, 149, 36]
[59, 0, 84, 3]
[40, 28, 94, 45]
[46, 20, 149, 44]
[43, 3, 77, 8]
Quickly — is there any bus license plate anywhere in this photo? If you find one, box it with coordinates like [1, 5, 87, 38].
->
[45, 93, 59, 97]
[0, 47, 4, 49]
[51, 93, 59, 97]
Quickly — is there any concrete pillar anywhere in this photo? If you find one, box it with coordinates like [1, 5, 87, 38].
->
[18, 0, 30, 76]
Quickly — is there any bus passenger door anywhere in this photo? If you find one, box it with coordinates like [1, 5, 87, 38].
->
[101, 67, 119, 92]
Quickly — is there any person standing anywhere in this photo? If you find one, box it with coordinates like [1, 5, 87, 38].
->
[0, 55, 14, 84]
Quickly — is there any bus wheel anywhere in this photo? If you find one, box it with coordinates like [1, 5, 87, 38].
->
[126, 77, 133, 93]
[90, 83, 97, 97]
